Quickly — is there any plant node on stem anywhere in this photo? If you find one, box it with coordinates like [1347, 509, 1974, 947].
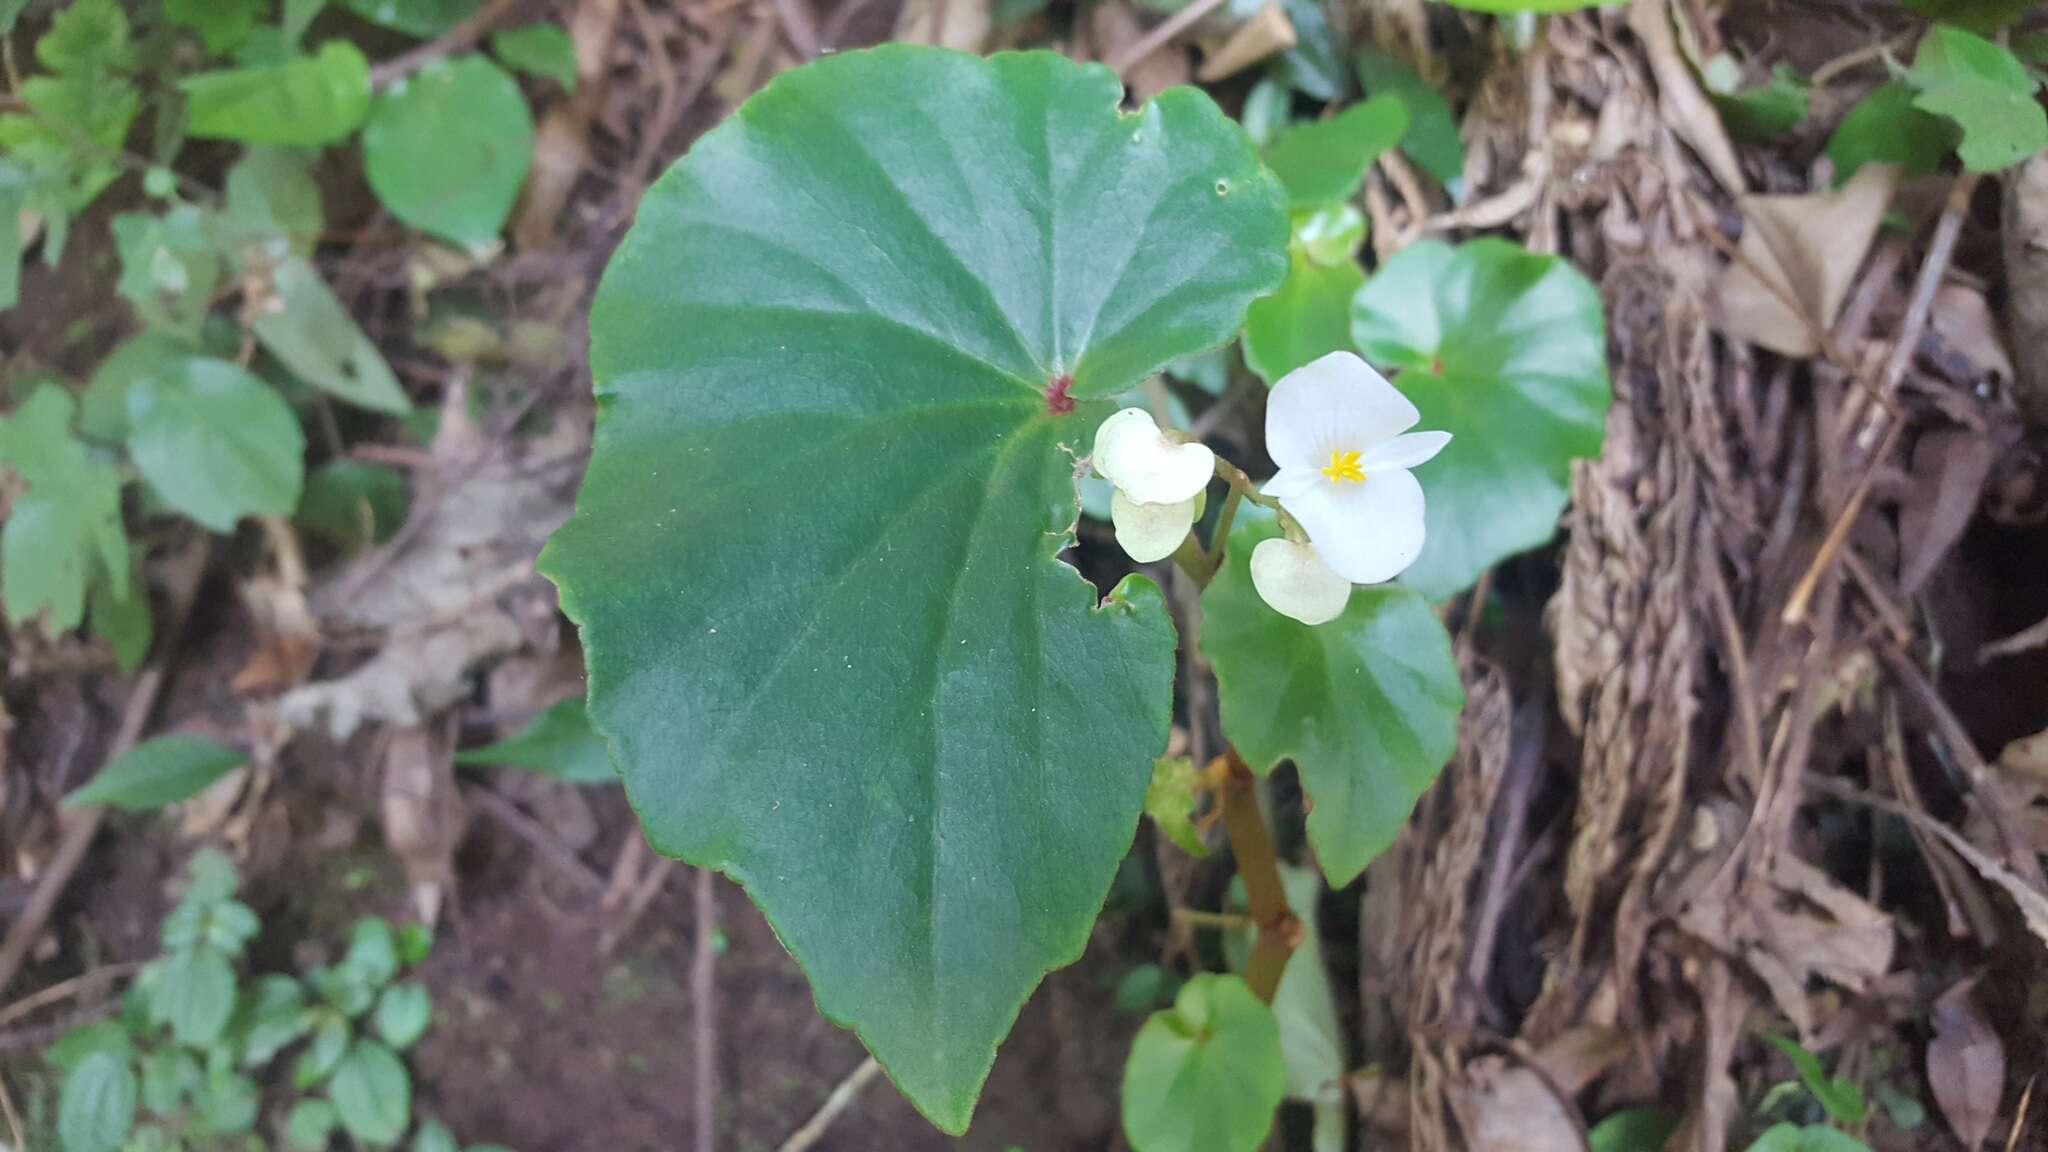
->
[1215, 748, 1298, 1002]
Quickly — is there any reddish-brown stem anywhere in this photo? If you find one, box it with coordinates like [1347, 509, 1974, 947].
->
[1216, 749, 1298, 1002]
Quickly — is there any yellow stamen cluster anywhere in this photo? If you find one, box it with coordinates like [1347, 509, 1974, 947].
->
[1320, 449, 1365, 484]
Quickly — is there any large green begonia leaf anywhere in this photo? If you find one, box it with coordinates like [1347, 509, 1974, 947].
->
[541, 46, 1288, 1132]
[1202, 518, 1461, 883]
[1351, 238, 1609, 600]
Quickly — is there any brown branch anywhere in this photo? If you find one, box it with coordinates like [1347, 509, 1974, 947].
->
[692, 867, 718, 1152]
[1218, 749, 1297, 1002]
[369, 0, 524, 88]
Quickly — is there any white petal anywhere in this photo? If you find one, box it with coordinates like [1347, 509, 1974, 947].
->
[1261, 465, 1320, 501]
[1265, 351, 1419, 470]
[1092, 407, 1215, 505]
[1361, 430, 1451, 471]
[1250, 537, 1352, 625]
[1110, 490, 1196, 563]
[1276, 467, 1426, 585]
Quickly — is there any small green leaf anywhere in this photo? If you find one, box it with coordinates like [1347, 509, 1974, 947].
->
[330, 1039, 412, 1146]
[294, 1013, 351, 1087]
[140, 1048, 200, 1117]
[167, 0, 264, 54]
[0, 387, 128, 632]
[224, 148, 325, 255]
[1143, 756, 1209, 857]
[58, 1050, 137, 1152]
[373, 982, 432, 1050]
[1243, 251, 1364, 385]
[1907, 26, 2048, 172]
[1239, 78, 1292, 149]
[1826, 81, 1959, 182]
[81, 331, 196, 443]
[285, 0, 327, 45]
[1350, 238, 1610, 600]
[191, 1065, 259, 1136]
[111, 208, 224, 339]
[1293, 203, 1364, 266]
[64, 734, 245, 812]
[1765, 1034, 1867, 1125]
[288, 1098, 340, 1151]
[238, 974, 311, 1067]
[396, 922, 434, 966]
[251, 256, 412, 413]
[453, 698, 615, 784]
[341, 0, 483, 36]
[491, 24, 578, 90]
[345, 919, 401, 986]
[544, 46, 1284, 1131]
[298, 460, 408, 550]
[1712, 64, 1811, 143]
[46, 1022, 133, 1072]
[37, 0, 131, 75]
[1114, 963, 1177, 1013]
[412, 1118, 460, 1152]
[1262, 94, 1408, 210]
[150, 948, 239, 1047]
[363, 56, 534, 248]
[1588, 1108, 1679, 1152]
[1122, 973, 1286, 1152]
[1270, 0, 1342, 101]
[1202, 518, 1462, 882]
[182, 41, 372, 147]
[207, 900, 261, 954]
[1354, 46, 1462, 183]
[125, 356, 305, 533]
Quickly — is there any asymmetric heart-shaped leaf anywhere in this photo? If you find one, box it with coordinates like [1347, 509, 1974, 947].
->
[1122, 973, 1287, 1152]
[542, 46, 1288, 1132]
[1201, 519, 1462, 883]
[1351, 238, 1609, 600]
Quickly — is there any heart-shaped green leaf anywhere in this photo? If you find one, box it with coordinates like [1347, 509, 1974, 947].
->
[1351, 238, 1609, 600]
[363, 55, 534, 248]
[1201, 518, 1461, 883]
[1261, 94, 1407, 210]
[329, 1040, 411, 1146]
[1906, 26, 2048, 172]
[126, 356, 304, 533]
[1122, 973, 1287, 1152]
[542, 46, 1287, 1131]
[58, 1050, 136, 1152]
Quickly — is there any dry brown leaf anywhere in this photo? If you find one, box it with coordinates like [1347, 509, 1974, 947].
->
[1454, 1056, 1588, 1152]
[1899, 427, 1995, 596]
[1718, 164, 1899, 356]
[1627, 0, 1744, 197]
[1929, 978, 2005, 1152]
[1195, 0, 1295, 83]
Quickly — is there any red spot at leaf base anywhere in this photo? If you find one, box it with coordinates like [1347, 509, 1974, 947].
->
[1045, 374, 1076, 415]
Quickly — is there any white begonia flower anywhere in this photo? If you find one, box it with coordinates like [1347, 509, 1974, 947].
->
[1250, 537, 1351, 625]
[1261, 352, 1450, 586]
[1092, 408, 1215, 507]
[1110, 489, 1197, 563]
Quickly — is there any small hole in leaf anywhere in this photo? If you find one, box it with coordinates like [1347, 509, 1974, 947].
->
[1215, 179, 1229, 196]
